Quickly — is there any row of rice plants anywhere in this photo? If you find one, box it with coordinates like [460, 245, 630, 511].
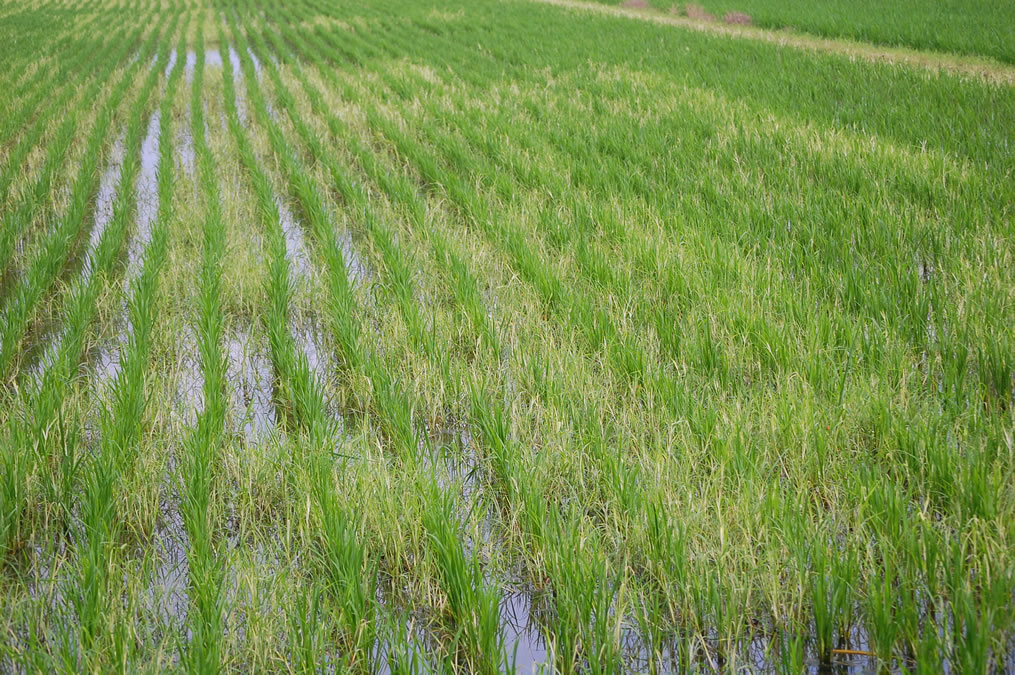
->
[371, 0, 1012, 471]
[0, 16, 165, 380]
[347, 0, 1006, 477]
[0, 20, 119, 202]
[0, 20, 151, 287]
[61, 20, 178, 657]
[347, 0, 1014, 173]
[65, 21, 187, 670]
[0, 8, 111, 142]
[0, 14, 172, 569]
[0, 0, 1009, 669]
[227, 12, 507, 669]
[217, 25, 376, 670]
[178, 21, 228, 672]
[259, 11, 500, 357]
[269, 1, 657, 657]
[419, 61, 1015, 523]
[375, 0, 1011, 499]
[255, 9, 641, 669]
[247, 20, 523, 670]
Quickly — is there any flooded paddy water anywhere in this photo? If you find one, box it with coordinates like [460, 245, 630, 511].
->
[80, 130, 126, 284]
[21, 129, 126, 385]
[225, 323, 276, 445]
[126, 110, 161, 284]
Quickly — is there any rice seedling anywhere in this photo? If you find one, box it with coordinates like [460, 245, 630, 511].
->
[174, 21, 232, 672]
[65, 21, 187, 672]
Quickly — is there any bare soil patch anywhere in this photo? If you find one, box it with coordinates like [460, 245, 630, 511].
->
[621, 0, 651, 8]
[723, 11, 752, 25]
[684, 3, 715, 21]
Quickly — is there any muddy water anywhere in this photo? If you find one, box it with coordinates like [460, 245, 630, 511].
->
[247, 46, 262, 76]
[26, 326, 63, 386]
[373, 619, 431, 675]
[92, 110, 162, 390]
[337, 229, 370, 288]
[279, 194, 350, 427]
[228, 46, 248, 125]
[127, 110, 161, 286]
[227, 45, 242, 75]
[92, 320, 129, 391]
[184, 50, 196, 83]
[176, 112, 195, 180]
[235, 43, 275, 120]
[276, 195, 312, 283]
[291, 320, 332, 378]
[184, 48, 224, 83]
[501, 591, 550, 672]
[205, 49, 223, 68]
[423, 424, 482, 508]
[148, 485, 190, 628]
[373, 588, 547, 674]
[27, 131, 127, 385]
[80, 129, 127, 283]
[164, 48, 177, 78]
[418, 424, 551, 671]
[174, 326, 204, 427]
[226, 324, 276, 444]
[175, 287, 274, 447]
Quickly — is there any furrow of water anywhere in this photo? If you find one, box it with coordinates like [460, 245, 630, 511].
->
[27, 130, 127, 385]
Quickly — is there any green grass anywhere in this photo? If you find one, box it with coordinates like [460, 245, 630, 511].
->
[0, 0, 1012, 671]
[593, 0, 1015, 64]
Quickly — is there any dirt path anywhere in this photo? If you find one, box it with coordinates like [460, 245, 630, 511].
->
[524, 0, 1015, 86]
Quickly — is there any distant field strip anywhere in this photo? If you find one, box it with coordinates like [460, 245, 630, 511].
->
[530, 0, 1015, 85]
[0, 0, 1012, 672]
[582, 0, 1015, 65]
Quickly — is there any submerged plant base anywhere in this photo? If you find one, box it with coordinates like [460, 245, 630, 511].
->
[226, 324, 276, 445]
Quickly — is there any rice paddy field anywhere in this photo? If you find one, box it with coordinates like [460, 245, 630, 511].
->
[0, 0, 1013, 672]
[593, 0, 1015, 65]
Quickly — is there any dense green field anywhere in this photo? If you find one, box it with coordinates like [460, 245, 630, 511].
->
[0, 0, 1013, 672]
[594, 0, 1015, 64]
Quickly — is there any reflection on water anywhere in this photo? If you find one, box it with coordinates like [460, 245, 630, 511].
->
[226, 324, 276, 444]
